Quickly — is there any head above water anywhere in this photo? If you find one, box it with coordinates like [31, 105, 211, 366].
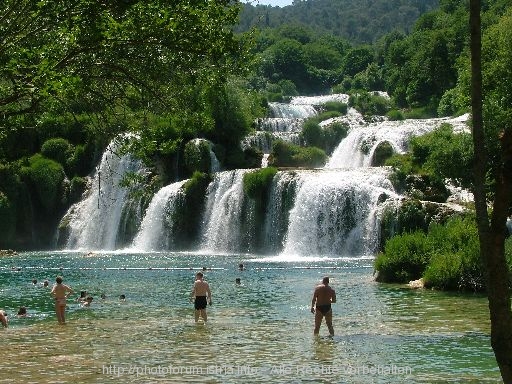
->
[56, 276, 63, 284]
[322, 276, 330, 285]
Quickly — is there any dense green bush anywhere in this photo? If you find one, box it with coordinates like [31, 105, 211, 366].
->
[385, 124, 473, 195]
[66, 144, 91, 177]
[269, 140, 327, 168]
[375, 216, 490, 291]
[301, 120, 323, 148]
[301, 120, 349, 156]
[386, 109, 405, 121]
[374, 230, 431, 283]
[323, 101, 348, 115]
[323, 122, 349, 154]
[27, 154, 65, 214]
[243, 167, 278, 199]
[423, 217, 483, 291]
[171, 171, 212, 246]
[41, 138, 72, 166]
[69, 176, 87, 204]
[417, 128, 473, 189]
[348, 91, 392, 116]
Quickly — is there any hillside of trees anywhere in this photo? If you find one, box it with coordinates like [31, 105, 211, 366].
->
[237, 0, 440, 44]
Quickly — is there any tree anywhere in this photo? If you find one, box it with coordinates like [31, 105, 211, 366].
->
[0, 0, 248, 136]
[470, 0, 512, 381]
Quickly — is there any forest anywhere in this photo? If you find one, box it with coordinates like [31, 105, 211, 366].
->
[237, 0, 440, 44]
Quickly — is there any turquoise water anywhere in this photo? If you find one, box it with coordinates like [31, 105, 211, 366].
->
[0, 252, 502, 383]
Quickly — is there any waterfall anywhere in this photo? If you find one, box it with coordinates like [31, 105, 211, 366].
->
[59, 93, 468, 256]
[242, 99, 321, 159]
[327, 115, 469, 169]
[199, 169, 255, 253]
[281, 169, 397, 256]
[130, 180, 186, 251]
[262, 171, 300, 252]
[62, 140, 144, 251]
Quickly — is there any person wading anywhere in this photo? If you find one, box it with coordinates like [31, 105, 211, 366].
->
[311, 276, 336, 336]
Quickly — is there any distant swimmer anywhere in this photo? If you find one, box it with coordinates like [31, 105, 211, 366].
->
[51, 276, 74, 324]
[17, 306, 27, 317]
[81, 296, 93, 307]
[190, 272, 212, 323]
[311, 276, 336, 336]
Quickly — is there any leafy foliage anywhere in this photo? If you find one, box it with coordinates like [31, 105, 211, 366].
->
[41, 138, 72, 167]
[375, 215, 488, 291]
[26, 154, 65, 214]
[243, 167, 278, 199]
[386, 123, 474, 195]
[238, 0, 439, 45]
[269, 140, 327, 168]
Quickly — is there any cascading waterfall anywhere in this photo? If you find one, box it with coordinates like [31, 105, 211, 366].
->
[130, 180, 186, 252]
[281, 169, 397, 256]
[262, 171, 300, 252]
[60, 93, 468, 256]
[61, 140, 145, 251]
[198, 169, 255, 253]
[242, 100, 321, 159]
[327, 114, 469, 169]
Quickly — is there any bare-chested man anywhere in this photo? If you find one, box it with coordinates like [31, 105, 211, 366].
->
[311, 276, 336, 336]
[51, 276, 74, 324]
[190, 272, 212, 323]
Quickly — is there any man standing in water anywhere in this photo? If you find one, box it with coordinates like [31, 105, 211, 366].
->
[51, 276, 74, 324]
[190, 272, 212, 323]
[311, 276, 336, 336]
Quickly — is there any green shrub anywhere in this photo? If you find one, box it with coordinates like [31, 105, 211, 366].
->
[0, 192, 16, 246]
[315, 110, 342, 121]
[301, 120, 323, 148]
[301, 119, 349, 155]
[376, 215, 487, 291]
[170, 171, 212, 247]
[423, 252, 462, 290]
[69, 176, 87, 203]
[385, 153, 414, 192]
[41, 138, 72, 166]
[243, 167, 278, 199]
[270, 140, 327, 168]
[403, 107, 436, 119]
[67, 144, 91, 177]
[374, 231, 431, 283]
[28, 154, 65, 213]
[349, 91, 392, 116]
[386, 109, 404, 121]
[171, 171, 212, 246]
[323, 122, 349, 154]
[323, 101, 348, 115]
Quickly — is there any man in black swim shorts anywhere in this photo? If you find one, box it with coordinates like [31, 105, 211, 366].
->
[311, 276, 336, 336]
[190, 272, 212, 323]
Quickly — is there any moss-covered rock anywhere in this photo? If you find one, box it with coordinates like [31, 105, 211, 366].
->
[171, 171, 212, 247]
[371, 141, 394, 166]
